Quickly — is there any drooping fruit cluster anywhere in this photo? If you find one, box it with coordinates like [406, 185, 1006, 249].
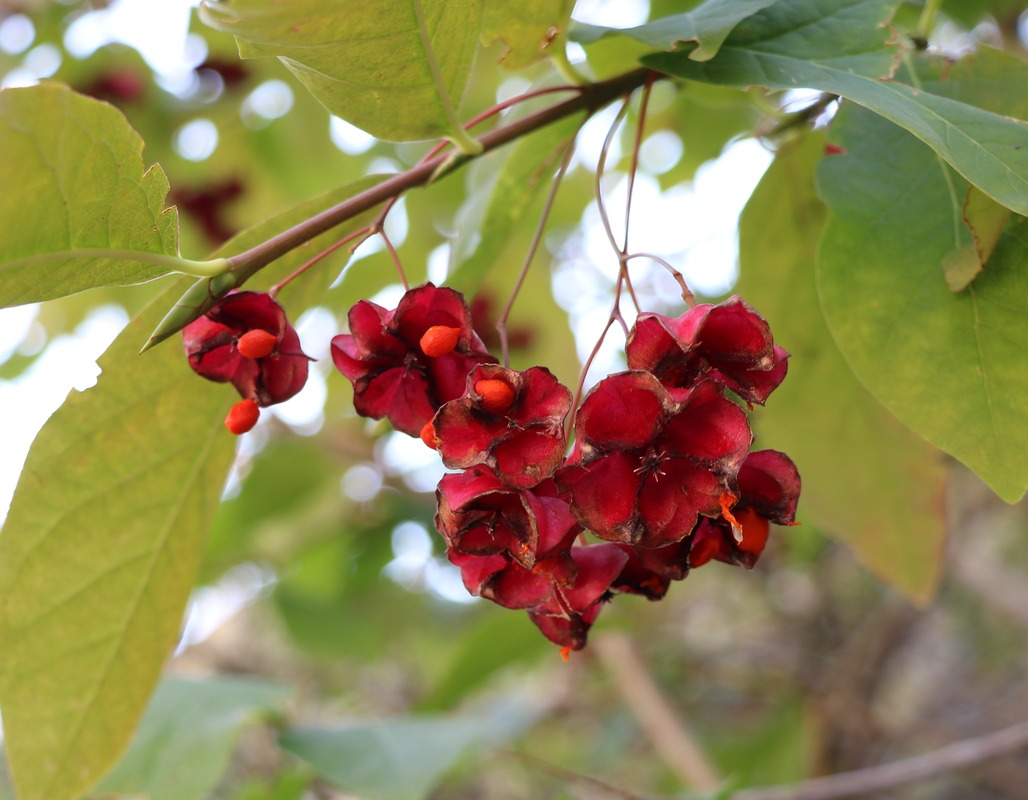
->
[183, 290, 310, 433]
[332, 283, 800, 653]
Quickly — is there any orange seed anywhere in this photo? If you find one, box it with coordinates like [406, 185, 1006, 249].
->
[225, 398, 260, 435]
[237, 329, 277, 359]
[419, 420, 438, 449]
[474, 378, 515, 415]
[419, 325, 461, 357]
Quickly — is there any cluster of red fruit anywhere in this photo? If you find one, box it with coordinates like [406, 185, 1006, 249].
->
[184, 283, 800, 653]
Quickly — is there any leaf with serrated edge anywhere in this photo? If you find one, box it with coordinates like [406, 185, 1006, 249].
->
[572, 0, 777, 61]
[95, 677, 291, 800]
[0, 277, 235, 800]
[818, 100, 1028, 503]
[644, 0, 1028, 216]
[483, 0, 573, 70]
[0, 84, 180, 308]
[737, 136, 946, 603]
[201, 0, 484, 142]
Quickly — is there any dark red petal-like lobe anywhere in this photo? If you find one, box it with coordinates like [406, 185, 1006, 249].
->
[354, 365, 438, 437]
[738, 449, 801, 524]
[576, 371, 670, 455]
[344, 300, 405, 362]
[392, 283, 475, 345]
[637, 459, 724, 547]
[714, 344, 790, 406]
[658, 381, 752, 473]
[208, 291, 287, 336]
[696, 296, 773, 368]
[568, 452, 642, 542]
[492, 429, 566, 490]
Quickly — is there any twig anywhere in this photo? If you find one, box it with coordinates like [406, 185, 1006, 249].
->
[497, 135, 578, 366]
[734, 719, 1028, 800]
[593, 632, 722, 792]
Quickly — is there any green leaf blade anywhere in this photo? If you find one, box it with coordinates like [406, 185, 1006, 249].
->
[737, 136, 947, 602]
[201, 0, 484, 142]
[482, 0, 574, 69]
[0, 279, 236, 800]
[644, 0, 1028, 215]
[816, 71, 1028, 502]
[573, 0, 779, 61]
[0, 84, 180, 307]
[95, 676, 291, 800]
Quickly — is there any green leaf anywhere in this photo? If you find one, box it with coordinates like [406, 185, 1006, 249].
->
[643, 0, 1028, 216]
[0, 166, 385, 800]
[572, 0, 778, 61]
[482, 0, 574, 70]
[279, 706, 539, 800]
[818, 95, 1028, 503]
[0, 84, 181, 307]
[92, 676, 291, 800]
[448, 115, 582, 293]
[737, 136, 947, 603]
[201, 0, 485, 142]
[0, 278, 236, 800]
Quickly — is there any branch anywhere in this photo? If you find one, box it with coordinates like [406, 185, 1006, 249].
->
[227, 67, 654, 280]
[593, 632, 722, 792]
[735, 719, 1028, 800]
[143, 68, 655, 350]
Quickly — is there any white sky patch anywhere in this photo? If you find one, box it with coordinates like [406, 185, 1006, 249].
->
[329, 115, 377, 155]
[572, 0, 650, 27]
[23, 43, 61, 78]
[0, 305, 128, 524]
[243, 79, 294, 122]
[63, 0, 198, 74]
[383, 521, 477, 605]
[174, 118, 219, 161]
[0, 14, 34, 55]
[176, 562, 275, 653]
[341, 463, 384, 503]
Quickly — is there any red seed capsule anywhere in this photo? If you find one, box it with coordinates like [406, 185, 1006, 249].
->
[236, 329, 278, 359]
[225, 398, 260, 434]
[474, 378, 515, 415]
[419, 325, 461, 357]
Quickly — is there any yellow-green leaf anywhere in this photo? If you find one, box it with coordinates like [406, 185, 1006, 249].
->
[737, 136, 947, 603]
[201, 0, 484, 142]
[816, 52, 1028, 504]
[0, 84, 180, 308]
[0, 278, 236, 800]
[482, 0, 574, 70]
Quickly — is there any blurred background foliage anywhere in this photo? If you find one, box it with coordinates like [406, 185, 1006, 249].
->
[2, 0, 1028, 798]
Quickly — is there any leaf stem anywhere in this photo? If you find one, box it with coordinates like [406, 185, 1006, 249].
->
[2, 249, 230, 278]
[917, 0, 943, 39]
[412, 0, 483, 155]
